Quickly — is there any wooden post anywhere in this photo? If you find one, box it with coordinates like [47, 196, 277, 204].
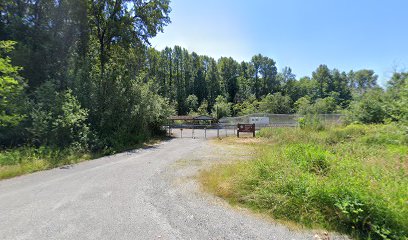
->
[237, 124, 239, 138]
[253, 123, 255, 137]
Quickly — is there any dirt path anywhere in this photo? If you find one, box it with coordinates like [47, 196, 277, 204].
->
[0, 138, 348, 240]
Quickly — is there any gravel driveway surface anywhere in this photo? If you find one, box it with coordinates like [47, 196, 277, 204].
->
[0, 138, 348, 240]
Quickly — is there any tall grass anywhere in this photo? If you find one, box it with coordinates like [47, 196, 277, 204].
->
[0, 137, 166, 180]
[0, 146, 93, 179]
[201, 124, 408, 239]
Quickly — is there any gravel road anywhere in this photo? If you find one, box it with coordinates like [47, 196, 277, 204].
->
[0, 137, 348, 240]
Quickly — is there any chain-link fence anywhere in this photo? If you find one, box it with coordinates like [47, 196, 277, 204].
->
[165, 114, 344, 138]
[219, 113, 344, 128]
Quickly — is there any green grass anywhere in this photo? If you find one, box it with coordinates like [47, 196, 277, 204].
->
[0, 137, 166, 180]
[200, 124, 408, 239]
[0, 146, 94, 179]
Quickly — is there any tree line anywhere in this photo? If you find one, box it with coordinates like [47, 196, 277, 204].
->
[0, 0, 173, 150]
[0, 0, 407, 152]
[145, 46, 387, 118]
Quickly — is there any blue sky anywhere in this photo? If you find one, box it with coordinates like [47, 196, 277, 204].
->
[151, 0, 408, 86]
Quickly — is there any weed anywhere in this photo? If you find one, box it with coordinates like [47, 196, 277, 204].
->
[200, 124, 408, 239]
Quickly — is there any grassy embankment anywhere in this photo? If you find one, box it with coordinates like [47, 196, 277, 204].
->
[200, 124, 407, 239]
[0, 138, 165, 180]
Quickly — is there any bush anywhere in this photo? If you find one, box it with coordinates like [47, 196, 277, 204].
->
[258, 92, 292, 114]
[211, 95, 232, 119]
[298, 114, 325, 131]
[386, 76, 408, 125]
[29, 82, 90, 150]
[295, 96, 339, 115]
[185, 94, 199, 113]
[345, 89, 388, 124]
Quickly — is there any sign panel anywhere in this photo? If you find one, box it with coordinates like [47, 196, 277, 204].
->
[237, 123, 256, 137]
[249, 117, 269, 126]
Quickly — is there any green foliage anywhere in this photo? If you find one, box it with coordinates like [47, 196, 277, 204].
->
[1, 0, 407, 192]
[298, 114, 325, 131]
[386, 73, 408, 125]
[211, 95, 232, 119]
[196, 99, 209, 115]
[29, 83, 90, 150]
[0, 41, 25, 127]
[0, 146, 92, 180]
[294, 96, 312, 115]
[349, 69, 378, 94]
[295, 96, 338, 115]
[81, 43, 175, 150]
[346, 88, 388, 124]
[324, 124, 367, 144]
[185, 94, 199, 113]
[218, 57, 240, 102]
[312, 64, 332, 98]
[233, 95, 259, 116]
[313, 96, 338, 113]
[251, 54, 279, 97]
[203, 125, 408, 239]
[258, 92, 292, 113]
[344, 73, 407, 125]
[284, 144, 331, 175]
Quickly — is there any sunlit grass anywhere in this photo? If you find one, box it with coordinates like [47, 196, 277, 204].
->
[0, 147, 93, 179]
[200, 124, 408, 239]
[0, 138, 165, 180]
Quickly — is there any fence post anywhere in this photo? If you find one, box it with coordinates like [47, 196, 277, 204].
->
[180, 128, 183, 138]
[204, 127, 207, 139]
[192, 125, 194, 139]
[217, 124, 220, 138]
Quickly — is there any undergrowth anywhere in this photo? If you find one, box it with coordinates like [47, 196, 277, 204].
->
[200, 124, 408, 239]
[0, 138, 166, 180]
[0, 146, 93, 179]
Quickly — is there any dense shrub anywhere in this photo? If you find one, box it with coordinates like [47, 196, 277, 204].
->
[211, 95, 232, 119]
[387, 78, 408, 125]
[29, 82, 90, 150]
[298, 114, 325, 131]
[345, 88, 387, 124]
[295, 96, 339, 115]
[258, 92, 292, 114]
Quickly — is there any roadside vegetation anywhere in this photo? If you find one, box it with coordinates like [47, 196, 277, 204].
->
[0, 147, 92, 179]
[0, 138, 165, 180]
[0, 0, 407, 194]
[200, 75, 408, 239]
[201, 124, 407, 239]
